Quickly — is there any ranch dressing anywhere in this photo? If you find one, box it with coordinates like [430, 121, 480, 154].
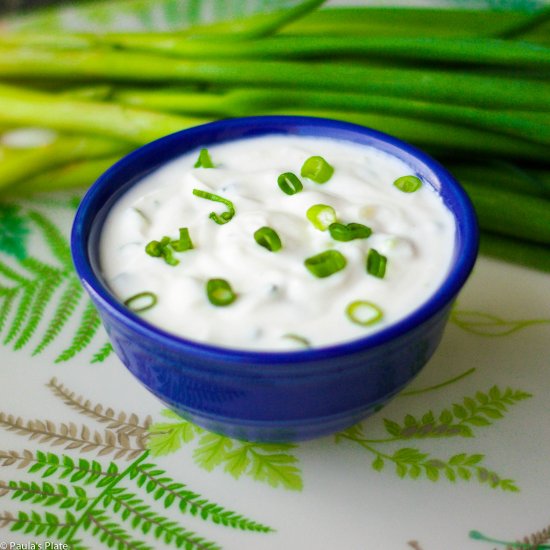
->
[100, 135, 455, 350]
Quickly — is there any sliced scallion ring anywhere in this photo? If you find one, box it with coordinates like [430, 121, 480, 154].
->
[304, 249, 347, 278]
[124, 291, 158, 313]
[366, 249, 387, 278]
[329, 222, 372, 242]
[346, 300, 383, 326]
[393, 175, 422, 193]
[277, 172, 303, 195]
[306, 204, 337, 231]
[254, 226, 282, 252]
[206, 278, 237, 306]
[301, 155, 334, 183]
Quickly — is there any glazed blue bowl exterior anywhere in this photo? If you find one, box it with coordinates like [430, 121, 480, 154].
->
[71, 116, 478, 442]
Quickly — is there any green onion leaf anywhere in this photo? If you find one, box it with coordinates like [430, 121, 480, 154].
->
[254, 226, 282, 252]
[329, 222, 372, 242]
[145, 228, 194, 266]
[301, 155, 334, 183]
[193, 188, 236, 224]
[206, 278, 237, 306]
[159, 236, 179, 266]
[171, 227, 194, 252]
[282, 334, 311, 348]
[366, 248, 387, 278]
[145, 240, 163, 258]
[304, 249, 347, 278]
[346, 300, 383, 326]
[393, 175, 422, 193]
[124, 291, 157, 313]
[306, 203, 337, 231]
[277, 172, 303, 195]
[194, 148, 215, 168]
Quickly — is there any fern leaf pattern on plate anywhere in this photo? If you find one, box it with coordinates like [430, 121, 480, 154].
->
[0, 377, 275, 549]
[0, 199, 104, 363]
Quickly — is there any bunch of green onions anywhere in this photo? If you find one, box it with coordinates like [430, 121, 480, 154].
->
[0, 0, 550, 272]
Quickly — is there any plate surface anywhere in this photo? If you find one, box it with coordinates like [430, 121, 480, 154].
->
[1, 1, 550, 549]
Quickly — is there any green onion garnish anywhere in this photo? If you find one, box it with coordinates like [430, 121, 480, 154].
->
[366, 249, 387, 278]
[277, 172, 303, 195]
[282, 334, 311, 348]
[124, 291, 158, 313]
[346, 300, 383, 326]
[192, 188, 235, 225]
[194, 148, 215, 168]
[160, 237, 179, 266]
[145, 240, 163, 258]
[393, 175, 422, 193]
[301, 155, 334, 183]
[306, 203, 337, 231]
[254, 226, 282, 252]
[171, 227, 194, 252]
[145, 228, 193, 266]
[145, 236, 179, 266]
[329, 222, 372, 242]
[206, 278, 237, 307]
[304, 249, 347, 278]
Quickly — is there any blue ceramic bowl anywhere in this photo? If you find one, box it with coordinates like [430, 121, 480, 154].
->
[71, 116, 478, 442]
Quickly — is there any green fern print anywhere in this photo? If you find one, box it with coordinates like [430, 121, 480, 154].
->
[450, 309, 550, 337]
[0, 377, 274, 549]
[336, 386, 531, 491]
[470, 522, 550, 549]
[0, 199, 112, 363]
[148, 410, 303, 492]
[0, 204, 29, 260]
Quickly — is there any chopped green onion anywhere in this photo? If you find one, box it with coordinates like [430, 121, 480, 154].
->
[194, 148, 214, 168]
[192, 188, 235, 224]
[277, 172, 303, 195]
[124, 291, 158, 313]
[145, 239, 163, 258]
[159, 236, 179, 266]
[145, 236, 179, 266]
[306, 203, 337, 231]
[282, 334, 311, 348]
[304, 249, 347, 278]
[329, 222, 372, 242]
[145, 227, 193, 266]
[206, 278, 237, 306]
[393, 175, 422, 193]
[366, 248, 387, 278]
[254, 226, 282, 252]
[171, 227, 194, 252]
[346, 300, 383, 326]
[301, 155, 334, 183]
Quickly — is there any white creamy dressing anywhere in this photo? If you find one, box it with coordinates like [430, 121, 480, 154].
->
[100, 135, 455, 350]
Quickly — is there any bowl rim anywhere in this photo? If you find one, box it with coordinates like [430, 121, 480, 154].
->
[71, 115, 479, 366]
